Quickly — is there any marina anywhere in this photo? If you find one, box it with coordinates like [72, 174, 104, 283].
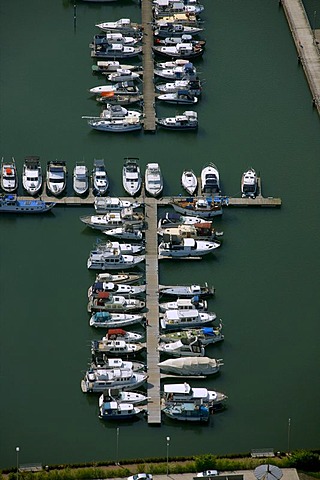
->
[1, 0, 320, 469]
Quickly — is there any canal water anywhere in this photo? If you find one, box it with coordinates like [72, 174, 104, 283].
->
[0, 0, 320, 470]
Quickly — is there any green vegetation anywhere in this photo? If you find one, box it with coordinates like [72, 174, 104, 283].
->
[3, 450, 320, 480]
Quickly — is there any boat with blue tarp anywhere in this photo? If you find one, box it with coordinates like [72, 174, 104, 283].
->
[0, 194, 55, 214]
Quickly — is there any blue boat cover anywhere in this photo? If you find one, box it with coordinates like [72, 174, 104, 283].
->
[202, 327, 215, 336]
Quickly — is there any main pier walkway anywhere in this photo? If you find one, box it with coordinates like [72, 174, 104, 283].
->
[141, 0, 156, 132]
[281, 0, 320, 113]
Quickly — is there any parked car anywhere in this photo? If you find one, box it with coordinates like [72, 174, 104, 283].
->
[128, 475, 153, 480]
[197, 471, 219, 477]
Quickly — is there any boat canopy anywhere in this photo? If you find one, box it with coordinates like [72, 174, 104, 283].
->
[107, 328, 127, 336]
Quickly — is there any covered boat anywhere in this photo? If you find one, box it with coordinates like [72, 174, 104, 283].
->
[241, 168, 258, 198]
[0, 194, 55, 214]
[158, 356, 223, 376]
[0, 157, 18, 193]
[22, 156, 42, 196]
[145, 163, 163, 197]
[162, 402, 209, 423]
[160, 309, 216, 330]
[122, 158, 142, 196]
[46, 161, 67, 196]
[89, 311, 145, 328]
[87, 292, 145, 313]
[73, 162, 89, 196]
[159, 324, 224, 345]
[159, 283, 215, 297]
[81, 368, 148, 393]
[100, 328, 144, 343]
[156, 111, 198, 130]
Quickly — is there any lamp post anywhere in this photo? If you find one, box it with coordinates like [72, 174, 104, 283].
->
[287, 418, 291, 454]
[166, 436, 170, 476]
[16, 447, 20, 480]
[116, 427, 120, 466]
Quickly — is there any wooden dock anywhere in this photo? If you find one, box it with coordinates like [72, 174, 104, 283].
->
[141, 0, 157, 132]
[144, 197, 161, 424]
[280, 0, 320, 113]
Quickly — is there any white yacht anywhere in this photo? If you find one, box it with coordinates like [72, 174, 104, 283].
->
[88, 280, 146, 298]
[201, 163, 220, 194]
[94, 272, 143, 284]
[73, 162, 89, 196]
[89, 311, 145, 329]
[181, 169, 197, 195]
[158, 283, 215, 297]
[162, 383, 228, 408]
[87, 248, 145, 270]
[0, 157, 18, 193]
[81, 368, 148, 393]
[22, 156, 42, 196]
[106, 69, 140, 83]
[95, 19, 142, 34]
[158, 212, 207, 228]
[80, 209, 144, 230]
[158, 237, 220, 258]
[91, 339, 146, 356]
[46, 161, 67, 196]
[160, 309, 216, 330]
[87, 293, 145, 313]
[241, 168, 258, 198]
[102, 225, 144, 241]
[122, 158, 142, 196]
[158, 337, 205, 357]
[92, 159, 109, 195]
[93, 240, 144, 255]
[145, 163, 163, 197]
[94, 196, 140, 214]
[159, 297, 207, 312]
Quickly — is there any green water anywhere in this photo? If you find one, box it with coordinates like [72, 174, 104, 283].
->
[0, 0, 320, 470]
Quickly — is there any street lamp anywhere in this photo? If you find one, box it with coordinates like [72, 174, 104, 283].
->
[166, 436, 170, 476]
[16, 447, 20, 480]
[116, 427, 120, 466]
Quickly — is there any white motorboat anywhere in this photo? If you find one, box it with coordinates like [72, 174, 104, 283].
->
[100, 328, 144, 343]
[154, 36, 206, 49]
[89, 311, 145, 328]
[158, 337, 205, 357]
[156, 79, 201, 96]
[87, 249, 145, 270]
[153, 43, 204, 59]
[158, 237, 220, 258]
[159, 324, 224, 346]
[159, 297, 207, 312]
[171, 196, 225, 218]
[122, 158, 142, 196]
[94, 272, 144, 284]
[94, 196, 140, 214]
[158, 356, 224, 376]
[88, 117, 142, 133]
[154, 3, 204, 18]
[83, 104, 142, 121]
[22, 156, 42, 195]
[91, 43, 143, 59]
[91, 339, 146, 356]
[91, 33, 141, 49]
[154, 62, 197, 80]
[154, 23, 204, 38]
[80, 209, 144, 230]
[156, 111, 198, 130]
[81, 368, 148, 393]
[73, 162, 89, 196]
[90, 357, 145, 372]
[157, 90, 198, 105]
[46, 161, 67, 196]
[99, 388, 149, 405]
[103, 225, 144, 241]
[106, 69, 140, 83]
[181, 169, 197, 195]
[88, 279, 146, 297]
[159, 283, 215, 297]
[99, 399, 144, 421]
[241, 168, 258, 198]
[158, 212, 207, 228]
[87, 292, 145, 313]
[162, 382, 227, 408]
[1, 158, 18, 193]
[160, 309, 216, 330]
[92, 158, 109, 195]
[93, 81, 140, 97]
[156, 59, 191, 69]
[201, 163, 221, 194]
[95, 18, 142, 34]
[145, 163, 163, 197]
[92, 61, 138, 74]
[95, 240, 144, 255]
